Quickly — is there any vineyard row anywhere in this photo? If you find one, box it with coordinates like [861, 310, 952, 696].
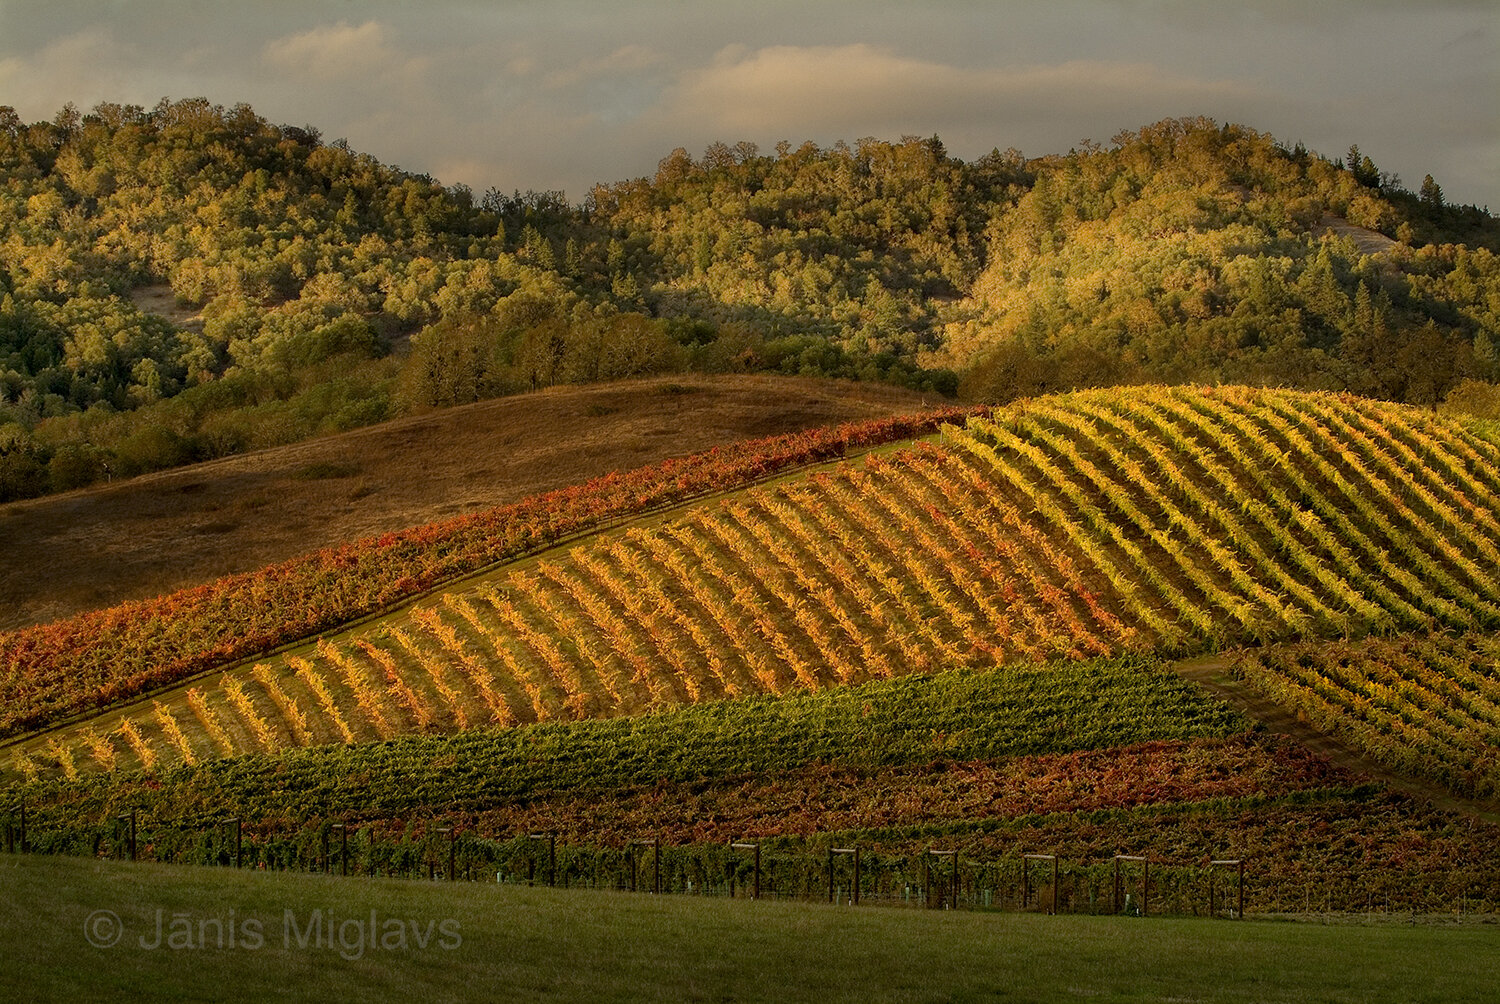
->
[16, 387, 1500, 779]
[1234, 631, 1500, 799]
[0, 407, 978, 740]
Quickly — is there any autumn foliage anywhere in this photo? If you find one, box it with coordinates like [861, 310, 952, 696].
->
[0, 408, 975, 740]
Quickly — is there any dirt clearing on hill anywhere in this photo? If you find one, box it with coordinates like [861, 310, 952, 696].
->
[0, 374, 934, 631]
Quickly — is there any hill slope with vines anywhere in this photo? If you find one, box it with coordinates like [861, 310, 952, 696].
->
[11, 385, 1500, 798]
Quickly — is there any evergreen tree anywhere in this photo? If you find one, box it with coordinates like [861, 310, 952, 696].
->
[1419, 174, 1444, 209]
[1472, 330, 1498, 381]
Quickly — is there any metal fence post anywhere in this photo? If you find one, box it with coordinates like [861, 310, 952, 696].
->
[1023, 854, 1057, 914]
[732, 842, 761, 900]
[1210, 859, 1245, 918]
[436, 827, 453, 881]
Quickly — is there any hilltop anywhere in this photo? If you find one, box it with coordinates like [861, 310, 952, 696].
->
[4, 102, 1498, 503]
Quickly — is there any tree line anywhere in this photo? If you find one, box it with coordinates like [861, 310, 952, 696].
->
[2, 101, 1497, 501]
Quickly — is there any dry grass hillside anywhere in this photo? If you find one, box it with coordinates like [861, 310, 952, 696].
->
[0, 374, 933, 630]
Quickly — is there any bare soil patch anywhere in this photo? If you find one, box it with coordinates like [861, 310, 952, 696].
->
[0, 374, 935, 630]
[126, 283, 205, 333]
[1317, 214, 1398, 256]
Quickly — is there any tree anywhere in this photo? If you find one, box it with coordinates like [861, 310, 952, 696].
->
[1397, 322, 1468, 411]
[1419, 174, 1444, 210]
[597, 314, 680, 379]
[521, 224, 555, 270]
[611, 272, 642, 307]
[515, 318, 570, 390]
[0, 424, 49, 501]
[398, 314, 502, 409]
[1473, 330, 1498, 382]
[1341, 283, 1398, 398]
[958, 338, 1058, 402]
[1346, 143, 1379, 187]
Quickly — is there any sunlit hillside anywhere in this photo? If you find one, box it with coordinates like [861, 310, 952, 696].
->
[12, 385, 1500, 786]
[5, 105, 1498, 504]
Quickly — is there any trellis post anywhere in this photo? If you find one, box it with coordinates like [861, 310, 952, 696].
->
[631, 838, 659, 894]
[528, 832, 556, 886]
[437, 827, 454, 881]
[830, 847, 859, 905]
[223, 817, 242, 869]
[731, 842, 761, 900]
[1210, 859, 1245, 918]
[927, 850, 959, 909]
[118, 809, 137, 862]
[1023, 853, 1057, 914]
[1114, 855, 1149, 917]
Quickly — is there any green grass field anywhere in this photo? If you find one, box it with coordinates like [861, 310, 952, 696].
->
[3, 854, 1496, 1003]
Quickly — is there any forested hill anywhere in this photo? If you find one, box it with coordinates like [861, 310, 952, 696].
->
[2, 101, 1498, 502]
[590, 122, 1499, 404]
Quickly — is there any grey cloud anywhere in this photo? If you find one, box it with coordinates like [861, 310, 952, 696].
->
[651, 44, 1255, 139]
[261, 21, 403, 80]
[0, 1, 1492, 208]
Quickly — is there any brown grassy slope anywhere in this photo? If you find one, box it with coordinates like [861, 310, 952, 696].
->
[0, 374, 934, 630]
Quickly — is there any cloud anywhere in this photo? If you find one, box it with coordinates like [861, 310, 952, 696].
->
[652, 44, 1254, 142]
[543, 44, 663, 90]
[262, 21, 420, 82]
[0, 27, 138, 110]
[0, 3, 1492, 209]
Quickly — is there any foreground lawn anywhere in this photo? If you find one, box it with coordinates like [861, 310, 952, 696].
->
[1, 855, 1495, 1003]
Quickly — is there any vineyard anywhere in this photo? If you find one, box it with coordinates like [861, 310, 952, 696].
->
[11, 658, 1250, 822]
[8, 658, 1498, 916]
[12, 385, 1500, 784]
[0, 408, 972, 741]
[6, 383, 1500, 918]
[1234, 632, 1500, 800]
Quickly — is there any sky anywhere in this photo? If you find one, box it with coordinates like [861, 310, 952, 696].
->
[1, 1, 1496, 210]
